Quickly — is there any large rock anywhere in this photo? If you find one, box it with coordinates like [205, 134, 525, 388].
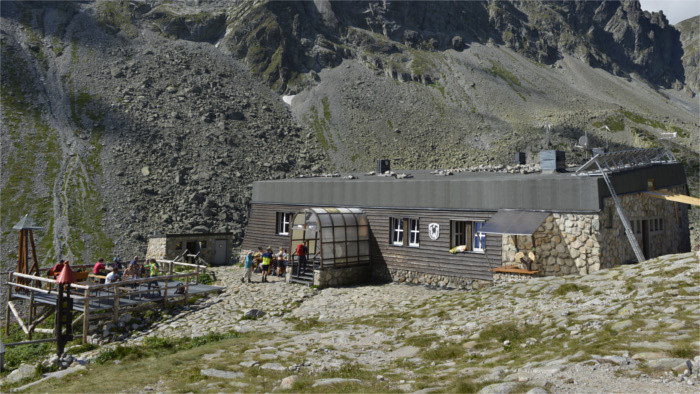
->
[200, 369, 245, 379]
[478, 382, 519, 394]
[6, 363, 36, 383]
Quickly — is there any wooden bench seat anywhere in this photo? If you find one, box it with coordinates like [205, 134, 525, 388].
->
[490, 266, 539, 275]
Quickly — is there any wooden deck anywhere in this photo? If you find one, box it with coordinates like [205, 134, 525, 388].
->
[11, 281, 223, 313]
[5, 260, 222, 343]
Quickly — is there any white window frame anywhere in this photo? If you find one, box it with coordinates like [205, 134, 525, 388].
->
[391, 217, 404, 246]
[276, 212, 291, 235]
[473, 221, 486, 252]
[408, 219, 420, 247]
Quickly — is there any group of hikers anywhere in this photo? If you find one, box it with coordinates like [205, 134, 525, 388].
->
[49, 256, 162, 293]
[242, 243, 308, 283]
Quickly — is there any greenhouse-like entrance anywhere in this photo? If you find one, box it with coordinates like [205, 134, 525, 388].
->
[287, 208, 371, 287]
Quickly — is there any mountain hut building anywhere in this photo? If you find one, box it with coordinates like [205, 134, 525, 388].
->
[241, 150, 690, 289]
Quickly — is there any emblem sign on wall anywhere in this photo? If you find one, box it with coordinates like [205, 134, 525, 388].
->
[428, 223, 440, 240]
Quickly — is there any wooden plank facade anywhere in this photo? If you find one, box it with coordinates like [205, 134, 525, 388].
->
[242, 203, 501, 281]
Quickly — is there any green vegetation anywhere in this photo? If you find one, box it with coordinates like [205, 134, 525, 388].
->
[553, 283, 591, 296]
[304, 97, 338, 153]
[488, 59, 521, 88]
[197, 272, 214, 285]
[487, 59, 526, 101]
[479, 321, 541, 349]
[592, 114, 625, 132]
[423, 343, 464, 360]
[620, 110, 667, 131]
[95, 332, 241, 365]
[0, 47, 61, 264]
[95, 0, 139, 38]
[670, 126, 690, 138]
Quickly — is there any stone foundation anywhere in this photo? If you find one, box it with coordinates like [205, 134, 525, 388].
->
[492, 272, 537, 283]
[313, 265, 371, 288]
[373, 266, 490, 290]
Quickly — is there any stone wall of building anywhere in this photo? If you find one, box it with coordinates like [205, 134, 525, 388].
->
[599, 185, 690, 266]
[501, 213, 602, 276]
[372, 265, 490, 290]
[145, 237, 167, 260]
[313, 265, 371, 288]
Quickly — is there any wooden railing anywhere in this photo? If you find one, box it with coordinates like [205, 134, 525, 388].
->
[5, 268, 203, 343]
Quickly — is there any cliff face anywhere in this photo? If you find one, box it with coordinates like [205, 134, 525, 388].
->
[677, 15, 699, 93]
[224, 0, 685, 93]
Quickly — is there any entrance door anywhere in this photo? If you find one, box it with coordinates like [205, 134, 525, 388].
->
[641, 220, 650, 259]
[214, 239, 227, 265]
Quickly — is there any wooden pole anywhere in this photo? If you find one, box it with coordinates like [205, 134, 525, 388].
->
[83, 289, 90, 344]
[162, 279, 168, 307]
[9, 302, 29, 334]
[28, 291, 35, 340]
[113, 286, 120, 323]
[6, 274, 13, 335]
[169, 262, 173, 276]
[184, 274, 189, 305]
[28, 230, 39, 275]
[195, 264, 200, 285]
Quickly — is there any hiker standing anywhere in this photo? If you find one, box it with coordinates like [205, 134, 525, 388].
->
[261, 248, 272, 283]
[242, 252, 254, 283]
[296, 242, 308, 275]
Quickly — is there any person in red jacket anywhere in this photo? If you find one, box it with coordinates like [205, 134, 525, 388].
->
[296, 242, 308, 275]
[93, 258, 107, 275]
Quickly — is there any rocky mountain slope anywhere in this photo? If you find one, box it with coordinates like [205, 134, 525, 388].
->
[1, 0, 698, 267]
[677, 15, 699, 93]
[12, 251, 700, 392]
[0, 1, 327, 266]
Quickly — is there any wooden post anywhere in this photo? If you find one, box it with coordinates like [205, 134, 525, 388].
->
[28, 230, 39, 275]
[6, 274, 13, 335]
[169, 262, 173, 276]
[184, 274, 190, 305]
[162, 278, 168, 307]
[113, 286, 120, 323]
[28, 291, 35, 340]
[82, 289, 90, 344]
[195, 264, 200, 285]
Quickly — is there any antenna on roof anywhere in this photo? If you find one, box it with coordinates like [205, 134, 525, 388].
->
[604, 125, 610, 151]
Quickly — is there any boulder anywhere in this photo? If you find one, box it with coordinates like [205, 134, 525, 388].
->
[479, 382, 519, 394]
[6, 363, 36, 383]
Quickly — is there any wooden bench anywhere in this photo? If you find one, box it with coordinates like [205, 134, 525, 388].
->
[490, 266, 539, 275]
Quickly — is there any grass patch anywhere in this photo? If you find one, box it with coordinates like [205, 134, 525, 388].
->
[404, 334, 440, 348]
[593, 114, 625, 132]
[287, 317, 326, 331]
[479, 321, 541, 349]
[422, 343, 465, 361]
[669, 343, 698, 359]
[553, 283, 591, 296]
[620, 110, 667, 130]
[94, 331, 241, 365]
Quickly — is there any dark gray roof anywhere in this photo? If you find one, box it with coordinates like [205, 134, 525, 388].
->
[251, 163, 686, 213]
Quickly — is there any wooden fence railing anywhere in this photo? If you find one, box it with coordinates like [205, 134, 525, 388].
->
[4, 258, 209, 343]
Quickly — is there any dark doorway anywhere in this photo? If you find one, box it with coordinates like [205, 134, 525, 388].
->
[641, 220, 650, 259]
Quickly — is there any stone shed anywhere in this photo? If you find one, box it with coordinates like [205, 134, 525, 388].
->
[146, 232, 233, 266]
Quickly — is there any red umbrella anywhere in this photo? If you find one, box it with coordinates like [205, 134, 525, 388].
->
[56, 261, 76, 284]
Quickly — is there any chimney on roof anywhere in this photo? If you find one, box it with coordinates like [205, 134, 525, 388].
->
[377, 159, 390, 174]
[540, 150, 565, 173]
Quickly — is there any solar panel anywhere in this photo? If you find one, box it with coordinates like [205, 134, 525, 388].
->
[576, 148, 675, 175]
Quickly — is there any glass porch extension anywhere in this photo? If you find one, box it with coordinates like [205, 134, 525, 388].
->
[289, 208, 371, 277]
